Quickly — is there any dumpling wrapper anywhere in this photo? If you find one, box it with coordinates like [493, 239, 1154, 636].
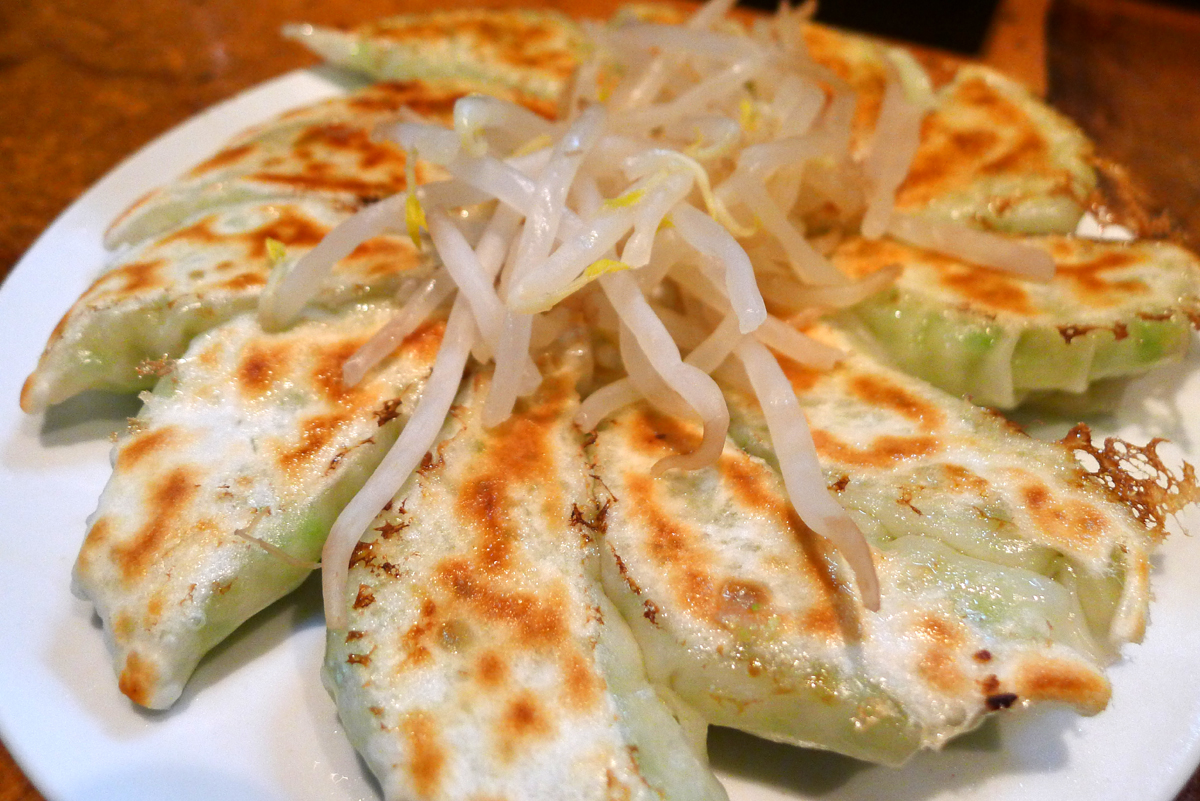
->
[282, 9, 586, 104]
[803, 25, 1098, 234]
[103, 81, 505, 250]
[23, 77, 555, 412]
[324, 346, 729, 801]
[590, 325, 1158, 766]
[832, 235, 1200, 408]
[894, 64, 1098, 234]
[73, 303, 445, 709]
[22, 197, 426, 413]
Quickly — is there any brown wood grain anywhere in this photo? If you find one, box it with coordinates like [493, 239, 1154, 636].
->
[983, 0, 1051, 95]
[1, 0, 1198, 798]
[1043, 14, 1200, 797]
[1047, 0, 1200, 246]
[0, 0, 639, 284]
[0, 739, 41, 801]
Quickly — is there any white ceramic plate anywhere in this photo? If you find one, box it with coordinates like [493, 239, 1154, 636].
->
[2, 68, 1200, 801]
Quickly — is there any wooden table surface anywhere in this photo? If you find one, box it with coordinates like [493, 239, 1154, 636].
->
[1, 0, 1198, 798]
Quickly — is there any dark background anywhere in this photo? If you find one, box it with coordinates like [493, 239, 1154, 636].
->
[810, 0, 1002, 53]
[737, 0, 1200, 53]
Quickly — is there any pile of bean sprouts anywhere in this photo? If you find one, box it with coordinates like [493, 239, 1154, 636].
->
[259, 0, 1059, 628]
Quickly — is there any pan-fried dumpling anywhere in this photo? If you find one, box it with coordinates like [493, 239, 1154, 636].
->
[325, 349, 729, 801]
[73, 302, 444, 709]
[797, 25, 1097, 234]
[283, 9, 586, 104]
[24, 77, 555, 413]
[893, 64, 1097, 234]
[590, 326, 1162, 766]
[22, 198, 425, 413]
[832, 235, 1200, 407]
[104, 81, 485, 249]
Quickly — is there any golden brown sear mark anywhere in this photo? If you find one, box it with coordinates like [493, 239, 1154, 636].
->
[1020, 480, 1108, 550]
[91, 259, 168, 299]
[112, 466, 201, 583]
[849, 374, 945, 430]
[277, 413, 352, 474]
[811, 430, 941, 467]
[914, 614, 970, 695]
[937, 268, 1033, 315]
[115, 427, 179, 472]
[1055, 250, 1150, 305]
[366, 13, 577, 80]
[189, 142, 257, 175]
[898, 75, 1071, 209]
[434, 558, 568, 650]
[497, 691, 555, 763]
[403, 711, 446, 798]
[1013, 656, 1110, 714]
[400, 597, 440, 668]
[118, 651, 159, 706]
[237, 342, 291, 397]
